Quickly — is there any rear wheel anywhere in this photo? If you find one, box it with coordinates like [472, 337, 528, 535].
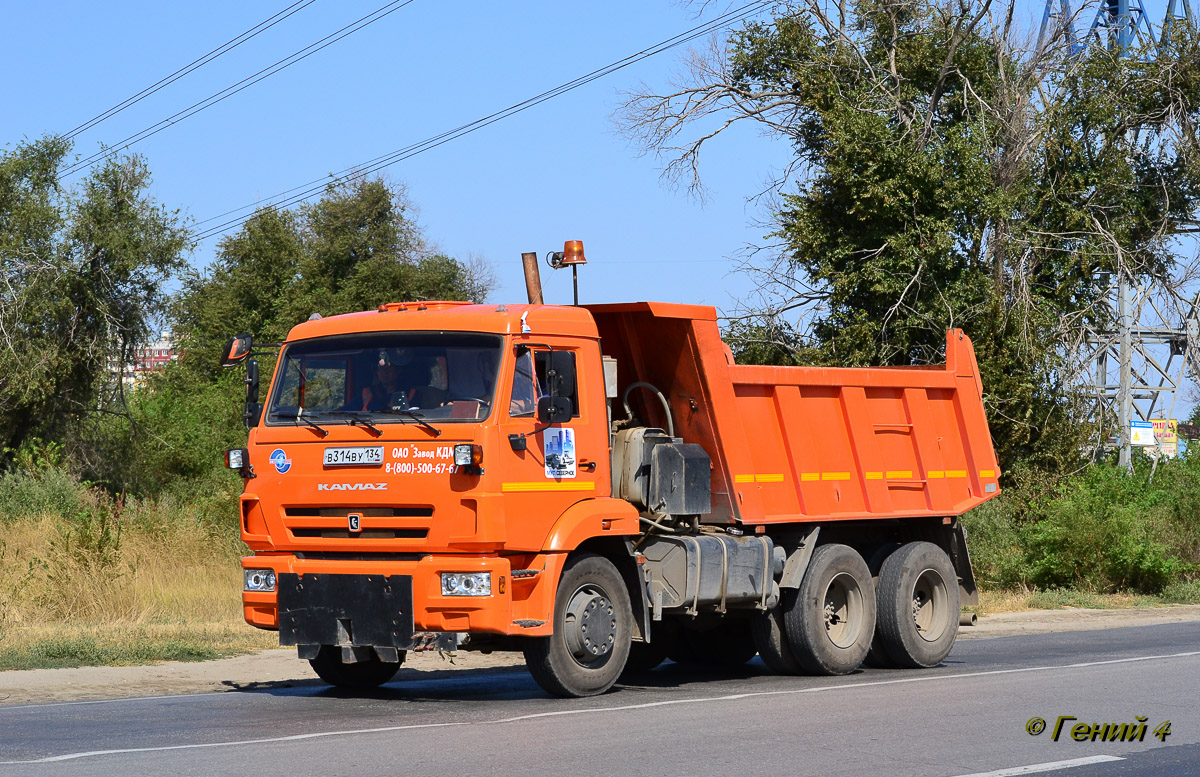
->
[621, 639, 668, 675]
[752, 607, 802, 675]
[667, 620, 758, 668]
[876, 542, 959, 668]
[523, 553, 632, 697]
[309, 646, 404, 689]
[864, 543, 901, 669]
[784, 544, 875, 675]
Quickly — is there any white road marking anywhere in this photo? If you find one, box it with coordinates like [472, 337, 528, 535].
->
[2, 649, 1197, 765]
[2, 722, 472, 764]
[950, 755, 1124, 777]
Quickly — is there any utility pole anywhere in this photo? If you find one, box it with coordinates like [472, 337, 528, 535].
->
[1118, 271, 1133, 470]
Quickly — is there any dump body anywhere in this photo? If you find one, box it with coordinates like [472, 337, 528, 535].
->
[586, 301, 1000, 525]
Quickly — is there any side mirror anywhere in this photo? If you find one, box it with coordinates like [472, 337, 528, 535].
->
[544, 351, 576, 398]
[243, 358, 262, 429]
[221, 334, 253, 367]
[537, 396, 573, 424]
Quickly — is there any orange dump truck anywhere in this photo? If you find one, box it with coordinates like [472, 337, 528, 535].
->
[224, 300, 1000, 697]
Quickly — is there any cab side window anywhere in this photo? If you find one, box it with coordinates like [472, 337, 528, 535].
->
[509, 350, 537, 417]
[508, 349, 578, 418]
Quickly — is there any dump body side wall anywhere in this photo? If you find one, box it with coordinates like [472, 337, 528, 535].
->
[585, 303, 1000, 524]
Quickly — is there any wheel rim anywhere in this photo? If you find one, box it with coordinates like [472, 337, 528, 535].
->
[911, 567, 949, 642]
[563, 583, 617, 667]
[821, 572, 864, 648]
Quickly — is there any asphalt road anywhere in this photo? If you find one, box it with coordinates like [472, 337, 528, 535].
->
[0, 623, 1196, 777]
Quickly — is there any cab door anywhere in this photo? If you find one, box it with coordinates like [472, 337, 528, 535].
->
[497, 340, 607, 550]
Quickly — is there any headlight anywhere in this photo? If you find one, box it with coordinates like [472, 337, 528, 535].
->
[440, 571, 492, 596]
[453, 443, 482, 468]
[226, 448, 249, 469]
[244, 568, 276, 592]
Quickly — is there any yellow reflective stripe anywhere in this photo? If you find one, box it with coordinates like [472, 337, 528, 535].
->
[927, 471, 945, 479]
[821, 472, 851, 481]
[501, 481, 596, 493]
[733, 474, 755, 483]
[800, 472, 820, 482]
[865, 472, 883, 480]
[980, 469, 996, 478]
[946, 470, 968, 478]
[886, 470, 913, 479]
[755, 474, 785, 483]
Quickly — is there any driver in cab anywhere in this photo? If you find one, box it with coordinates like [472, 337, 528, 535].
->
[362, 350, 445, 412]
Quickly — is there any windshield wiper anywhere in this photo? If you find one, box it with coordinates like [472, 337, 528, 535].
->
[376, 408, 442, 437]
[271, 411, 329, 438]
[323, 411, 382, 437]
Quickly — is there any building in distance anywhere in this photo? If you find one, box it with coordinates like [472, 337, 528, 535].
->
[121, 331, 177, 390]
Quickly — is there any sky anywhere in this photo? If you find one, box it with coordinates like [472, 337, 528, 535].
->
[3, 1, 1186, 307]
[3, 0, 1196, 424]
[3, 1, 795, 311]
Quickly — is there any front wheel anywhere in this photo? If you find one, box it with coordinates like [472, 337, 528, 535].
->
[309, 646, 404, 689]
[523, 553, 633, 697]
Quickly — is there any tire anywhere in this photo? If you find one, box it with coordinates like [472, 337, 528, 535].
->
[621, 639, 668, 675]
[783, 543, 875, 675]
[309, 646, 404, 689]
[752, 607, 802, 675]
[523, 553, 633, 697]
[863, 543, 901, 669]
[666, 620, 758, 668]
[876, 541, 960, 668]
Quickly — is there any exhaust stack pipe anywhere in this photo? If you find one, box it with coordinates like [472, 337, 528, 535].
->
[960, 612, 978, 627]
[522, 251, 544, 305]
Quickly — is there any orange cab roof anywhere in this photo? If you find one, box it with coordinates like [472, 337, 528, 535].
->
[284, 302, 602, 342]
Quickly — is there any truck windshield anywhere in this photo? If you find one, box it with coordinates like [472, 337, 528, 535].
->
[266, 332, 502, 425]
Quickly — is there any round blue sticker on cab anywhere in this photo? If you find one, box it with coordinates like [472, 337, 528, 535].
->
[270, 448, 292, 474]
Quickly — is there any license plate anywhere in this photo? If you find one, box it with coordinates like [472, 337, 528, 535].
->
[323, 446, 384, 466]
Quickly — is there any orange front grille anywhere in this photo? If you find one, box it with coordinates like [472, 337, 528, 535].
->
[281, 505, 433, 541]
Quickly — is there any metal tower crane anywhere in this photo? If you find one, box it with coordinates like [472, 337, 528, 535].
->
[1040, 0, 1199, 468]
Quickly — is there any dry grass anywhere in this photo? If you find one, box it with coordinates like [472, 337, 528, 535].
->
[974, 587, 1174, 614]
[0, 510, 273, 669]
[0, 622, 276, 670]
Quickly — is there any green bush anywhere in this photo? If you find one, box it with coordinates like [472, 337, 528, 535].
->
[81, 366, 247, 499]
[965, 456, 1200, 595]
[1160, 579, 1200, 604]
[0, 464, 91, 523]
[960, 496, 1028, 589]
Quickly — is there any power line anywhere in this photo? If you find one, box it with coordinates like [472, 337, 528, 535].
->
[62, 0, 317, 141]
[191, 1, 771, 244]
[60, 0, 416, 179]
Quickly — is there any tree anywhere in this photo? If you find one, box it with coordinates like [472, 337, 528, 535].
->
[622, 1, 1200, 472]
[101, 176, 496, 496]
[173, 176, 494, 379]
[0, 137, 187, 466]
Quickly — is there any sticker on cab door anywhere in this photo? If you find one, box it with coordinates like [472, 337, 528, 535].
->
[544, 428, 576, 479]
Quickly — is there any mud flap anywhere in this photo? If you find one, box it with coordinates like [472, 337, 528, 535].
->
[277, 573, 416, 649]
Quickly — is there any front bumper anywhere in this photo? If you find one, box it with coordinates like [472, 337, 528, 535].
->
[242, 553, 562, 637]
